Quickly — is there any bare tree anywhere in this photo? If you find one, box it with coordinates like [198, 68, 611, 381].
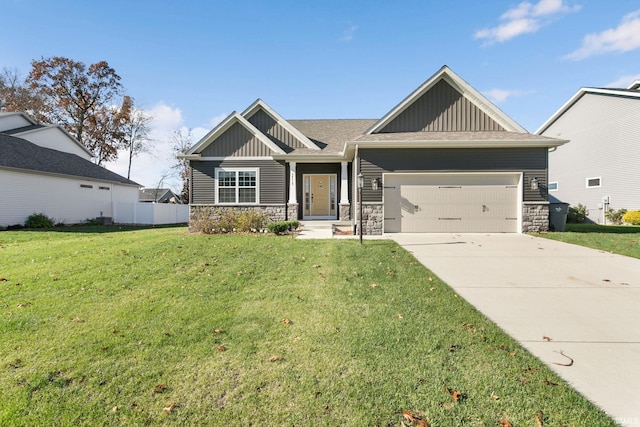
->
[114, 96, 153, 178]
[0, 67, 44, 115]
[170, 128, 194, 203]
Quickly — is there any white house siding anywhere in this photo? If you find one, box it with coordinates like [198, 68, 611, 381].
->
[0, 114, 31, 132]
[17, 127, 92, 160]
[0, 169, 139, 226]
[545, 94, 640, 223]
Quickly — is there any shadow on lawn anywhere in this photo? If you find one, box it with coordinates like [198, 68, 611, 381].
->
[563, 223, 640, 234]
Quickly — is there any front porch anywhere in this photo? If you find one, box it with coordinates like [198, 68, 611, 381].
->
[288, 161, 352, 222]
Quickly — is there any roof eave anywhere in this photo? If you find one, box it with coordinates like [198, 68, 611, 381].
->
[347, 139, 568, 149]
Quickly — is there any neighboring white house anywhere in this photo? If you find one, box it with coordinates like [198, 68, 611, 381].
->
[0, 112, 140, 226]
[537, 81, 640, 224]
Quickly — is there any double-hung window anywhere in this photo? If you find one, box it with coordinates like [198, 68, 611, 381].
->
[216, 168, 259, 204]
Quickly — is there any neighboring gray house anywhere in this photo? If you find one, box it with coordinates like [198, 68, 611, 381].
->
[139, 188, 183, 204]
[537, 81, 640, 224]
[0, 112, 140, 226]
[180, 66, 566, 234]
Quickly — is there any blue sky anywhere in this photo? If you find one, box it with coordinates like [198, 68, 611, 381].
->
[2, 0, 639, 189]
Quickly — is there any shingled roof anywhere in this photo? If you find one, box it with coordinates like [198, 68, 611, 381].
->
[0, 133, 139, 186]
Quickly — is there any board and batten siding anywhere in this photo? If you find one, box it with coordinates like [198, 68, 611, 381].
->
[380, 80, 506, 133]
[545, 93, 640, 223]
[200, 122, 275, 157]
[359, 148, 547, 202]
[190, 159, 286, 205]
[246, 110, 307, 152]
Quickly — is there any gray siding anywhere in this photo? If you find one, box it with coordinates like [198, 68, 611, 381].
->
[190, 159, 285, 205]
[246, 110, 306, 152]
[359, 148, 547, 202]
[380, 80, 505, 133]
[201, 122, 275, 157]
[545, 93, 640, 223]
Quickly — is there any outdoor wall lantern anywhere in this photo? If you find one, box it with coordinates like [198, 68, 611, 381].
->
[371, 177, 381, 191]
[357, 173, 364, 244]
[530, 177, 539, 190]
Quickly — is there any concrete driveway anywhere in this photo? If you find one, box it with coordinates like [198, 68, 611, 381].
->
[389, 233, 640, 425]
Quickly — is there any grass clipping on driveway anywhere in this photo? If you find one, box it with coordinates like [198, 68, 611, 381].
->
[0, 228, 614, 426]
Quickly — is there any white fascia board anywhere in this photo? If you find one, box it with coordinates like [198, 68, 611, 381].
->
[366, 66, 527, 135]
[346, 139, 567, 149]
[185, 111, 286, 156]
[536, 87, 640, 135]
[241, 99, 320, 150]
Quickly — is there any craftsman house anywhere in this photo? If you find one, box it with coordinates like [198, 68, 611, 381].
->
[180, 66, 566, 234]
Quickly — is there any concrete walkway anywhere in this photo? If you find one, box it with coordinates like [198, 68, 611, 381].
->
[389, 233, 640, 426]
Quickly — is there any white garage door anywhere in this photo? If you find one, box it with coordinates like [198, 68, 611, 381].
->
[384, 174, 520, 233]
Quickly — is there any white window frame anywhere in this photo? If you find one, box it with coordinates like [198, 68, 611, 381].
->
[215, 167, 260, 205]
[548, 181, 558, 191]
[586, 177, 601, 188]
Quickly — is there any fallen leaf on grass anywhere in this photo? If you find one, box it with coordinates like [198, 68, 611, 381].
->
[153, 383, 167, 393]
[536, 411, 544, 426]
[499, 419, 513, 427]
[0, 278, 8, 281]
[402, 410, 429, 426]
[543, 379, 559, 386]
[281, 318, 292, 324]
[72, 317, 85, 323]
[312, 264, 321, 268]
[111, 406, 118, 413]
[428, 277, 433, 282]
[269, 355, 282, 362]
[451, 390, 462, 401]
[542, 336, 552, 341]
[552, 350, 574, 366]
[370, 283, 378, 288]
[397, 313, 404, 319]
[490, 391, 499, 401]
[213, 329, 225, 334]
[216, 345, 226, 352]
[386, 271, 395, 276]
[163, 402, 175, 414]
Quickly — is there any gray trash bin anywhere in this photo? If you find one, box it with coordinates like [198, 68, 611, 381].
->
[549, 203, 569, 232]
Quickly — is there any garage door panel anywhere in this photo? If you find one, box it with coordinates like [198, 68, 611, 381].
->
[384, 176, 519, 233]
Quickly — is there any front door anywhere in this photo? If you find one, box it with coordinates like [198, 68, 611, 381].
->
[303, 174, 337, 219]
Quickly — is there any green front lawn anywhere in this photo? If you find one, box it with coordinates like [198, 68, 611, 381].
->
[539, 223, 640, 259]
[0, 228, 614, 426]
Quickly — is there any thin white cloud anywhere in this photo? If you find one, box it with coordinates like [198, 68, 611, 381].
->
[606, 73, 640, 89]
[483, 88, 534, 103]
[340, 24, 358, 42]
[566, 10, 640, 60]
[475, 0, 580, 44]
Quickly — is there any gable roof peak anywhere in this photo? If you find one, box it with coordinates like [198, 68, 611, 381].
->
[182, 110, 286, 157]
[241, 99, 320, 150]
[365, 65, 527, 135]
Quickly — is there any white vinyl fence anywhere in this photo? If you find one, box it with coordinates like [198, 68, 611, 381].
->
[113, 202, 189, 225]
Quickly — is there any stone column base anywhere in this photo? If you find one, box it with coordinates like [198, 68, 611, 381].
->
[339, 203, 350, 221]
[522, 202, 549, 232]
[287, 203, 299, 221]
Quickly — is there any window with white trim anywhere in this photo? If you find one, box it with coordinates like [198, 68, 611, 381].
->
[215, 168, 259, 204]
[586, 177, 601, 188]
[548, 182, 558, 191]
